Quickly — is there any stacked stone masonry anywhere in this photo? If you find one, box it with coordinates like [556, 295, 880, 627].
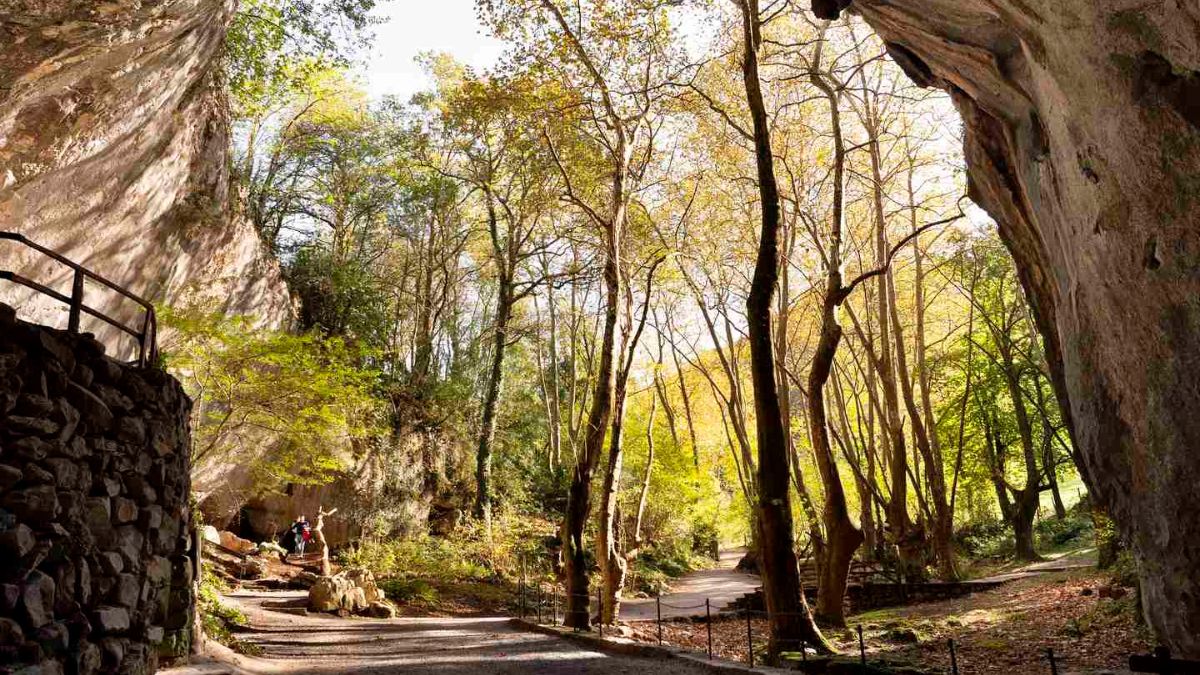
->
[0, 304, 195, 674]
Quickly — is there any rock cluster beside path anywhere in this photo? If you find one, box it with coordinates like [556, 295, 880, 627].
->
[307, 568, 396, 618]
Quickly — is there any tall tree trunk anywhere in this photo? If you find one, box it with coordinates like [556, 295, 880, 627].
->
[596, 390, 628, 624]
[808, 298, 864, 627]
[544, 254, 564, 471]
[1000, 346, 1044, 562]
[866, 136, 914, 576]
[905, 166, 957, 580]
[562, 164, 625, 629]
[473, 283, 511, 531]
[598, 258, 664, 623]
[808, 26, 863, 629]
[738, 0, 831, 655]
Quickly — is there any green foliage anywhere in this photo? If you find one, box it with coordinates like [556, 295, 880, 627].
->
[226, 0, 379, 114]
[198, 577, 260, 655]
[955, 520, 1013, 560]
[630, 539, 704, 595]
[161, 306, 380, 491]
[380, 578, 439, 605]
[1035, 506, 1094, 550]
[288, 245, 393, 348]
[339, 510, 558, 584]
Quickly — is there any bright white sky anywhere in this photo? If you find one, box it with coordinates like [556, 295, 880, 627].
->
[364, 0, 507, 101]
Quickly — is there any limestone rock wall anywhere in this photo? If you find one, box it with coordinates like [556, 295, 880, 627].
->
[0, 0, 293, 347]
[832, 0, 1200, 655]
[0, 304, 195, 674]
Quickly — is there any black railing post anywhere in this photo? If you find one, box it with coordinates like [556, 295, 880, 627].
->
[553, 586, 558, 625]
[139, 307, 152, 366]
[949, 638, 959, 675]
[656, 595, 662, 645]
[1047, 648, 1059, 675]
[858, 624, 866, 666]
[68, 269, 83, 334]
[597, 588, 603, 637]
[746, 611, 753, 668]
[706, 599, 713, 660]
[537, 584, 543, 624]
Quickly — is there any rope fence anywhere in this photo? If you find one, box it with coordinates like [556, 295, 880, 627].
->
[513, 579, 1187, 674]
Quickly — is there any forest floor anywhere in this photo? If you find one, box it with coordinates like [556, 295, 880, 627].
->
[624, 564, 1150, 674]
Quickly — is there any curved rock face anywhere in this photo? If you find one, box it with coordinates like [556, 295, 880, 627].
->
[0, 0, 291, 352]
[833, 0, 1200, 655]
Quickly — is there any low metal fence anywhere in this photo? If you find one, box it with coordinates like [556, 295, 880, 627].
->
[514, 581, 1183, 674]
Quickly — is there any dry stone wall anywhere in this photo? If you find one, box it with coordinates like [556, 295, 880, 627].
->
[0, 304, 195, 674]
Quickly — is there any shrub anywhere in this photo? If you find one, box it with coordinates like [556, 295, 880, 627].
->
[1109, 550, 1139, 588]
[339, 509, 558, 586]
[381, 578, 439, 604]
[198, 576, 260, 655]
[955, 520, 1012, 559]
[1035, 508, 1093, 548]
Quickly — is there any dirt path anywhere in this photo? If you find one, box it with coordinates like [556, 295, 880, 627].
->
[621, 548, 759, 621]
[974, 547, 1098, 583]
[181, 590, 714, 674]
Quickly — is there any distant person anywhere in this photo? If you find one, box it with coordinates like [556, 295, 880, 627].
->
[280, 515, 311, 561]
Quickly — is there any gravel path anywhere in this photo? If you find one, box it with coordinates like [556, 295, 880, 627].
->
[195, 590, 713, 674]
[621, 548, 759, 621]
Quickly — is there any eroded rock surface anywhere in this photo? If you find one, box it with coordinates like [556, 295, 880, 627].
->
[834, 0, 1200, 655]
[0, 0, 291, 349]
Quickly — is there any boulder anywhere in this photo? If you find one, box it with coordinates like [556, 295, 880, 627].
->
[0, 523, 36, 558]
[4, 485, 59, 521]
[363, 601, 397, 619]
[343, 568, 384, 605]
[237, 557, 267, 581]
[308, 569, 384, 615]
[21, 571, 56, 629]
[217, 530, 256, 555]
[200, 525, 221, 547]
[0, 464, 22, 491]
[0, 617, 24, 646]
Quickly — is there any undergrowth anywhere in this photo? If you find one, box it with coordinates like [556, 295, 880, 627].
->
[198, 573, 260, 656]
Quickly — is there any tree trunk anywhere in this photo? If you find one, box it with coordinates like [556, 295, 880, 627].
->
[473, 289, 509, 531]
[808, 297, 864, 627]
[807, 27, 864, 629]
[905, 162, 957, 581]
[562, 216, 623, 630]
[596, 403, 628, 624]
[738, 0, 832, 655]
[1012, 488, 1041, 562]
[867, 144, 915, 576]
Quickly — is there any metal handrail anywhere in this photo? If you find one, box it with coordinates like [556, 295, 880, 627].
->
[0, 232, 158, 367]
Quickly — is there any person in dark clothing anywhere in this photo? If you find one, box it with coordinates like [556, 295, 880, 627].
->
[280, 515, 310, 561]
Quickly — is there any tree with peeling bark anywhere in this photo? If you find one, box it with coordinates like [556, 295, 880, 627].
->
[732, 0, 833, 655]
[479, 0, 686, 629]
[420, 66, 569, 532]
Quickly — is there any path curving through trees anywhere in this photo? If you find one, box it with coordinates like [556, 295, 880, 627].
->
[621, 548, 760, 621]
[171, 590, 714, 674]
